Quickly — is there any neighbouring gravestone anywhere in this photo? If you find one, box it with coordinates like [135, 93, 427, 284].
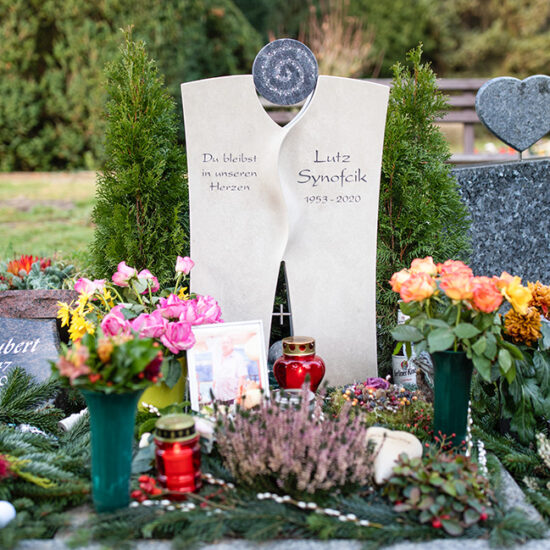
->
[452, 75, 550, 283]
[0, 289, 75, 386]
[181, 39, 389, 384]
[476, 75, 550, 153]
[0, 317, 60, 385]
[453, 159, 550, 283]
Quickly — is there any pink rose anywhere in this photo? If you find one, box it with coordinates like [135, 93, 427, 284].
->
[100, 305, 130, 337]
[74, 277, 106, 295]
[175, 256, 194, 275]
[177, 299, 202, 325]
[160, 321, 195, 354]
[137, 269, 159, 293]
[195, 295, 223, 324]
[112, 261, 137, 287]
[130, 310, 167, 338]
[158, 294, 188, 319]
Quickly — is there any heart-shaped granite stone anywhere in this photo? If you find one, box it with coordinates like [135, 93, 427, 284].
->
[475, 75, 550, 152]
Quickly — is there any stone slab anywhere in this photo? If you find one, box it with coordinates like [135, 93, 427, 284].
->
[0, 290, 78, 319]
[0, 317, 59, 385]
[476, 76, 550, 152]
[181, 74, 389, 385]
[452, 159, 550, 282]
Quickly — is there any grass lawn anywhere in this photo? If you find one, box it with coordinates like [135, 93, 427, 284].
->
[0, 172, 96, 267]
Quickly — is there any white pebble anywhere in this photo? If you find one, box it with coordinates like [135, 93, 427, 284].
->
[307, 502, 317, 510]
[129, 502, 139, 508]
[359, 519, 370, 527]
[346, 513, 357, 521]
[142, 500, 153, 506]
[167, 505, 175, 511]
[297, 501, 307, 509]
[187, 502, 196, 510]
[161, 500, 171, 506]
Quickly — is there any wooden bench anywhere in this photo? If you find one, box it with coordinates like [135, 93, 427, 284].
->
[264, 77, 521, 165]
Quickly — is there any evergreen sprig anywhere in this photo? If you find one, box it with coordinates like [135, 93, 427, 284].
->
[92, 30, 189, 286]
[0, 368, 63, 434]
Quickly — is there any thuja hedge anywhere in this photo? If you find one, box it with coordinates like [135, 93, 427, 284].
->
[0, 0, 261, 171]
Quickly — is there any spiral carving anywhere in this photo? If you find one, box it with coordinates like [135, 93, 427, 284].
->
[252, 39, 318, 106]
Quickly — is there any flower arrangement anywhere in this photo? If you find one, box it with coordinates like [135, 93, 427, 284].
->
[215, 386, 374, 495]
[0, 254, 74, 290]
[51, 330, 162, 393]
[57, 257, 222, 386]
[390, 258, 529, 383]
[486, 280, 550, 443]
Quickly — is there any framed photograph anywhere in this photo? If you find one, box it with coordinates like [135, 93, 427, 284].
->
[187, 320, 269, 411]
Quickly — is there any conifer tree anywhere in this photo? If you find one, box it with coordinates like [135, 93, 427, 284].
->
[91, 31, 188, 285]
[377, 46, 471, 373]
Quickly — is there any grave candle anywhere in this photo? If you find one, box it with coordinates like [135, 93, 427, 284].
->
[273, 336, 325, 391]
[154, 414, 201, 498]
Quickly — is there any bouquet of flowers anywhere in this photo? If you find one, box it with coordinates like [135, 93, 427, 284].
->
[57, 256, 222, 387]
[51, 331, 162, 393]
[390, 257, 529, 384]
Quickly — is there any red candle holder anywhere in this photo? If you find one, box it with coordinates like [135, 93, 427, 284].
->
[154, 414, 201, 499]
[273, 336, 325, 391]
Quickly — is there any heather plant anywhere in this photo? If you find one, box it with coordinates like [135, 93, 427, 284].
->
[384, 442, 493, 536]
[215, 387, 374, 495]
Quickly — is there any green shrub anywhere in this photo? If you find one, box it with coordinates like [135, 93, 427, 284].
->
[91, 33, 188, 285]
[0, 0, 261, 171]
[376, 46, 471, 374]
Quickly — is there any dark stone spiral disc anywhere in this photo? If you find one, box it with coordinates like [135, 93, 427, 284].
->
[252, 39, 318, 106]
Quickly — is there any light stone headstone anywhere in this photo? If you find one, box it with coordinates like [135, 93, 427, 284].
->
[181, 41, 389, 385]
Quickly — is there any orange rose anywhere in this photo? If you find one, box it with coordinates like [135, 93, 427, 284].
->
[437, 259, 473, 277]
[439, 271, 474, 301]
[400, 272, 436, 303]
[471, 276, 503, 313]
[495, 272, 532, 315]
[410, 256, 437, 276]
[389, 269, 410, 292]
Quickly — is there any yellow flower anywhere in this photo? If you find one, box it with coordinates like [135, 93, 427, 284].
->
[68, 315, 95, 341]
[178, 286, 189, 300]
[102, 289, 115, 308]
[497, 273, 532, 315]
[505, 307, 541, 347]
[57, 302, 70, 327]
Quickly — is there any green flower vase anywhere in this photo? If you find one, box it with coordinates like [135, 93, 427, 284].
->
[82, 389, 143, 513]
[432, 351, 473, 449]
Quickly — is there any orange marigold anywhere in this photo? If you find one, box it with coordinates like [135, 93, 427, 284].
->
[528, 281, 550, 319]
[504, 307, 541, 347]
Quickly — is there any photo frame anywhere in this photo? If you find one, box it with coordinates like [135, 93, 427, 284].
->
[187, 320, 269, 411]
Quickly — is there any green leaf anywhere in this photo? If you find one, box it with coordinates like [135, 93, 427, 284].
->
[391, 324, 424, 342]
[540, 320, 550, 350]
[441, 519, 464, 536]
[484, 333, 497, 359]
[161, 356, 183, 389]
[463, 508, 480, 526]
[471, 336, 486, 356]
[472, 354, 491, 381]
[425, 319, 450, 328]
[442, 481, 457, 497]
[534, 350, 550, 389]
[454, 323, 480, 339]
[427, 328, 455, 353]
[498, 348, 512, 373]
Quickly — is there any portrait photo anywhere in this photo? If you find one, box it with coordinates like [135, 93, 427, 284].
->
[187, 320, 269, 411]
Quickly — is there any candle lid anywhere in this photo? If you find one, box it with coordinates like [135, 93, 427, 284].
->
[282, 336, 315, 356]
[155, 414, 196, 442]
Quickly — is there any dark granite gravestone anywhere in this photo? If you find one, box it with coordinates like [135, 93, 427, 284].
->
[0, 316, 60, 386]
[475, 75, 550, 152]
[452, 159, 550, 283]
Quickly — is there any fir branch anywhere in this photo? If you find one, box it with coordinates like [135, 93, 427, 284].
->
[0, 368, 63, 434]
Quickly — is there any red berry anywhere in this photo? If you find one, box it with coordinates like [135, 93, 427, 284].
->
[431, 518, 442, 529]
[138, 475, 151, 483]
[131, 490, 143, 499]
[480, 512, 488, 521]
